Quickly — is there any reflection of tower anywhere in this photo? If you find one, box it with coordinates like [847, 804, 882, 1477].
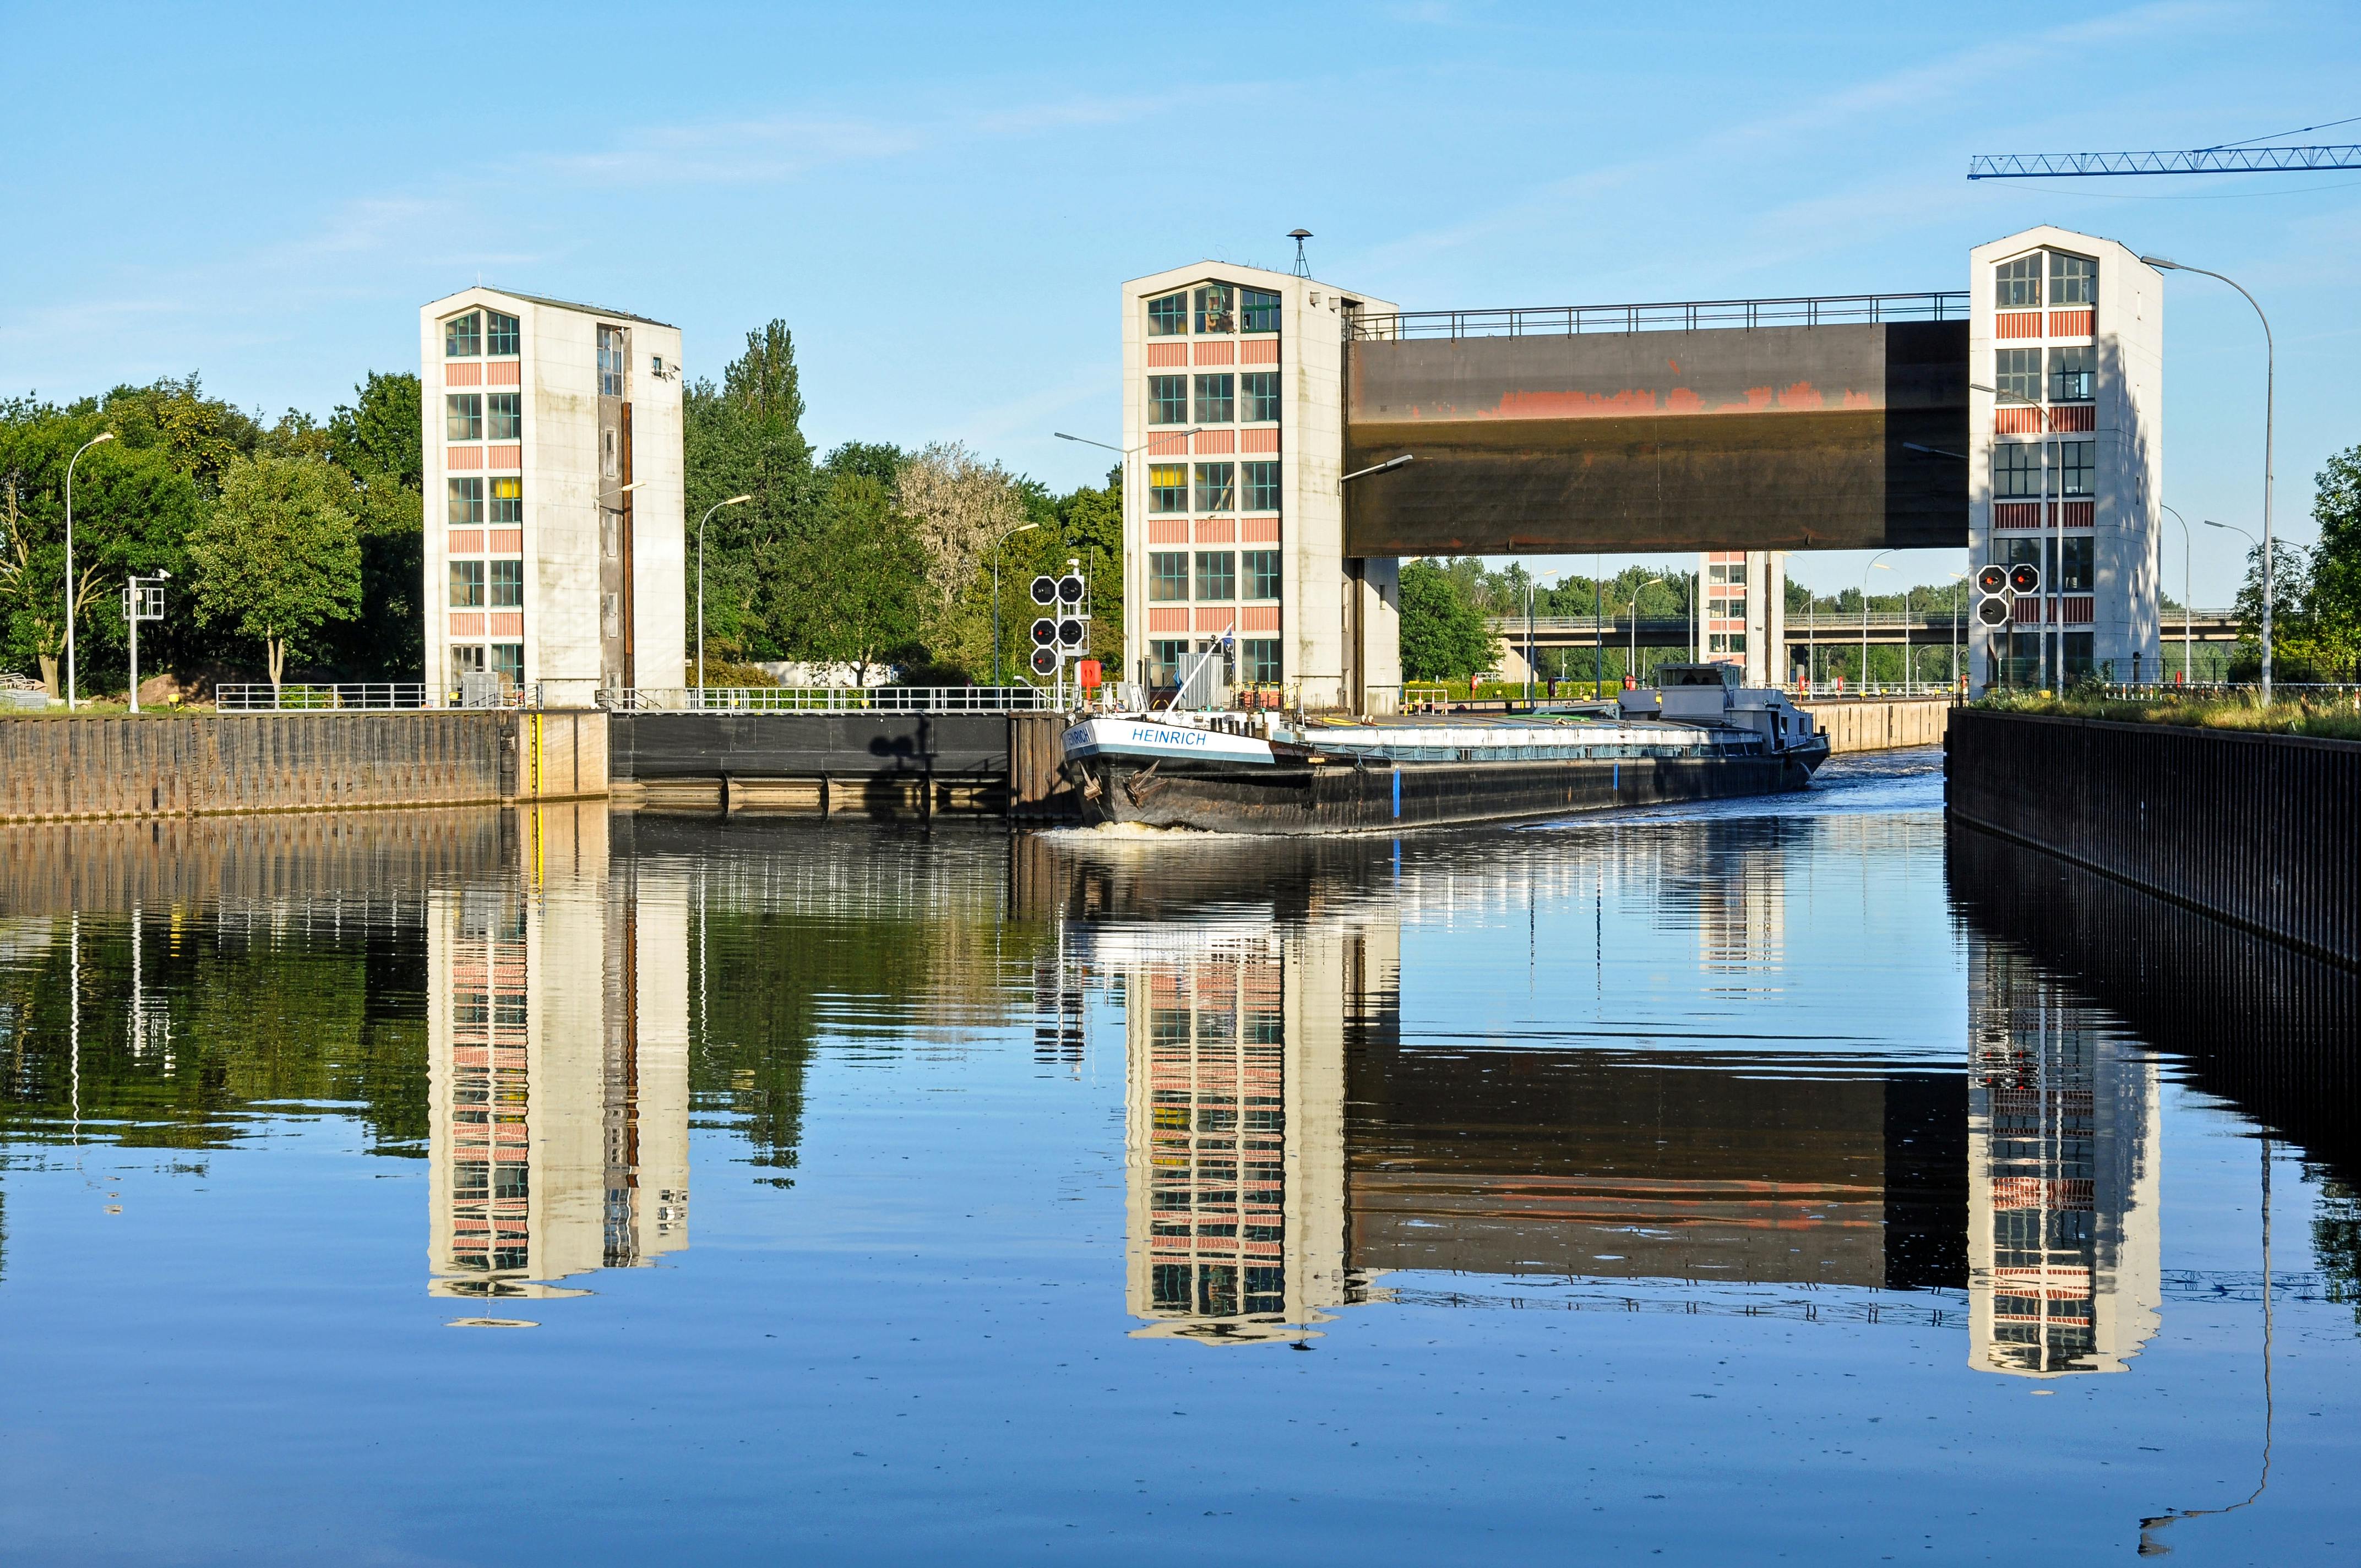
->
[1115, 922, 1384, 1346]
[428, 805, 689, 1298]
[1967, 939, 2159, 1375]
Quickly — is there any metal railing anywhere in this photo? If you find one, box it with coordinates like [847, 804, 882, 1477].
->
[599, 685, 1054, 714]
[218, 683, 431, 712]
[1352, 290, 1970, 341]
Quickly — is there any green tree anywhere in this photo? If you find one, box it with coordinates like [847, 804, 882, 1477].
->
[188, 456, 362, 685]
[895, 440, 1027, 675]
[685, 321, 815, 660]
[1399, 558, 1495, 680]
[327, 371, 424, 488]
[771, 471, 922, 685]
[2300, 444, 2361, 679]
[317, 373, 426, 680]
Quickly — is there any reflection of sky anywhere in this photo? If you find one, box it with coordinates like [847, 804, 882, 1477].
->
[0, 767, 2353, 1562]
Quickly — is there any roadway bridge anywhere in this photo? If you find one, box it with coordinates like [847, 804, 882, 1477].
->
[1487, 609, 2242, 658]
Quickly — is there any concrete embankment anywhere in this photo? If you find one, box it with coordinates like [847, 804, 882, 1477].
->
[1946, 708, 2361, 967]
[0, 710, 606, 823]
[1795, 698, 1953, 754]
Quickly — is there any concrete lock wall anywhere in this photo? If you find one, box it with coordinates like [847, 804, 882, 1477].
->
[1946, 709, 2361, 967]
[1796, 699, 1954, 753]
[0, 711, 608, 824]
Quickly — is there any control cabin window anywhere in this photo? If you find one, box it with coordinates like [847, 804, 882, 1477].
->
[1241, 288, 1281, 333]
[1243, 639, 1281, 683]
[1243, 461, 1280, 512]
[1194, 374, 1233, 424]
[2048, 346, 2095, 402]
[1194, 551, 1236, 602]
[486, 312, 520, 356]
[1148, 639, 1187, 685]
[2052, 439, 2095, 497]
[1243, 549, 1281, 600]
[449, 560, 486, 607]
[444, 312, 481, 357]
[1994, 255, 2042, 309]
[489, 559, 524, 607]
[2049, 253, 2097, 307]
[1993, 347, 2042, 404]
[447, 477, 485, 524]
[1193, 462, 1234, 513]
[491, 644, 524, 687]
[489, 476, 522, 524]
[1193, 284, 1234, 334]
[450, 644, 486, 674]
[1993, 444, 2041, 499]
[1147, 464, 1188, 513]
[1242, 372, 1280, 422]
[445, 394, 482, 441]
[1148, 375, 1188, 424]
[1147, 292, 1187, 336]
[597, 326, 627, 397]
[487, 391, 523, 440]
[1148, 552, 1190, 601]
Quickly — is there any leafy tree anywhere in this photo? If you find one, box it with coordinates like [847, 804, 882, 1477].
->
[895, 440, 1026, 673]
[822, 441, 905, 489]
[327, 371, 423, 488]
[187, 456, 362, 685]
[2301, 444, 2361, 678]
[99, 375, 264, 492]
[770, 471, 922, 685]
[685, 322, 815, 660]
[315, 373, 426, 680]
[1399, 558, 1495, 680]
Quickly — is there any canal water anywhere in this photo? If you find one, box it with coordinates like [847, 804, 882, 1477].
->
[0, 751, 2352, 1564]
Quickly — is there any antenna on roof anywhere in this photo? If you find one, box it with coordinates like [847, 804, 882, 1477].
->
[1288, 229, 1313, 279]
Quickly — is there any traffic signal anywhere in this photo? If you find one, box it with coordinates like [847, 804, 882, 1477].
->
[1030, 575, 1058, 606]
[1976, 596, 2011, 627]
[1057, 617, 1087, 649]
[1031, 617, 1057, 646]
[1057, 574, 1086, 606]
[2008, 563, 2042, 595]
[1974, 564, 2009, 596]
[1029, 646, 1058, 676]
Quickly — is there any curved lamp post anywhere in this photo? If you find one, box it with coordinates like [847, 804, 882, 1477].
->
[64, 430, 114, 708]
[1862, 551, 1895, 695]
[695, 493, 754, 695]
[989, 520, 1042, 686]
[2143, 256, 2274, 700]
[2160, 503, 2193, 684]
[1630, 576, 1663, 689]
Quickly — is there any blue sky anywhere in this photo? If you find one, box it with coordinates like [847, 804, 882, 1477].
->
[4, 0, 2357, 600]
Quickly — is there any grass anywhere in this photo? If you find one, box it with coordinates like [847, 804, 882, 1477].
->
[1978, 689, 2361, 743]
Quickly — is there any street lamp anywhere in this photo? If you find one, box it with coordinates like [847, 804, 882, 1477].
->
[695, 493, 753, 696]
[64, 430, 115, 709]
[1862, 551, 1895, 696]
[1521, 568, 1560, 706]
[2161, 503, 2193, 685]
[990, 520, 1042, 686]
[2143, 255, 2275, 700]
[1947, 571, 1967, 694]
[1629, 577, 1663, 690]
[2205, 519, 2261, 685]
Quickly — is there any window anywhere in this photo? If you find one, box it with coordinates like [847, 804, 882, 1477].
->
[448, 477, 485, 524]
[2048, 345, 2095, 402]
[489, 558, 523, 607]
[601, 425, 619, 480]
[449, 560, 486, 608]
[1993, 444, 2042, 499]
[489, 476, 522, 525]
[487, 391, 522, 440]
[1194, 373, 1234, 424]
[1148, 464, 1188, 513]
[1244, 549, 1281, 600]
[1244, 638, 1281, 683]
[1726, 562, 1747, 586]
[1195, 551, 1236, 601]
[445, 394, 482, 441]
[1994, 536, 2042, 569]
[1194, 462, 1234, 513]
[1994, 347, 2041, 404]
[2053, 439, 2095, 497]
[1242, 371, 1280, 422]
[491, 644, 524, 687]
[1194, 283, 1235, 334]
[1147, 292, 1187, 336]
[1149, 639, 1187, 686]
[597, 325, 627, 397]
[2049, 252, 2096, 307]
[445, 312, 481, 357]
[2057, 535, 2095, 592]
[486, 311, 520, 356]
[1148, 375, 1188, 424]
[1242, 288, 1282, 333]
[1149, 552, 1190, 600]
[1994, 255, 2042, 309]
[1239, 460, 1279, 513]
[450, 644, 486, 675]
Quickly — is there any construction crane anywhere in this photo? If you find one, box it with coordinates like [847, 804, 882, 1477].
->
[1968, 113, 2361, 178]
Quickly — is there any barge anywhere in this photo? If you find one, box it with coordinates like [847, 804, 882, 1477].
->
[1061, 665, 1829, 834]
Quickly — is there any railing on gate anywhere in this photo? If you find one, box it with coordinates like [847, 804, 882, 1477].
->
[1352, 291, 1971, 341]
[217, 683, 429, 711]
[599, 686, 1053, 714]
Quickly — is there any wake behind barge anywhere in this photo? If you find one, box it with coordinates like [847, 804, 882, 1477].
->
[1062, 665, 1829, 835]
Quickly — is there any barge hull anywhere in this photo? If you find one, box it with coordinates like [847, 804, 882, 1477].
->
[1077, 751, 1819, 834]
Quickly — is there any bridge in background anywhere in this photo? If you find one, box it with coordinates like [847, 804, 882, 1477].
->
[1488, 609, 2242, 656]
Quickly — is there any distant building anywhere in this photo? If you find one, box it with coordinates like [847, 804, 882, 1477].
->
[1968, 227, 2164, 693]
[1120, 265, 1402, 712]
[419, 288, 685, 705]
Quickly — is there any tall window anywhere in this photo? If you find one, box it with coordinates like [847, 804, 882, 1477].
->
[450, 644, 486, 674]
[486, 312, 520, 355]
[1194, 284, 1235, 334]
[489, 559, 524, 607]
[2048, 345, 2095, 402]
[489, 476, 523, 524]
[2052, 439, 2095, 497]
[597, 325, 627, 396]
[445, 312, 481, 357]
[491, 645, 524, 687]
[1243, 639, 1281, 683]
[1243, 460, 1281, 512]
[1994, 255, 2042, 309]
[449, 560, 486, 607]
[487, 391, 523, 440]
[1242, 289, 1282, 332]
[1194, 462, 1234, 512]
[1993, 444, 2041, 499]
[1993, 348, 2041, 403]
[1147, 292, 1188, 336]
[448, 477, 485, 524]
[1149, 639, 1187, 685]
[2057, 536, 2095, 591]
[1195, 551, 1236, 601]
[1244, 549, 1281, 600]
[1149, 375, 1188, 424]
[445, 394, 482, 440]
[1242, 372, 1280, 422]
[1194, 374, 1234, 424]
[2049, 253, 2097, 307]
[1149, 552, 1190, 600]
[1148, 464, 1188, 513]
